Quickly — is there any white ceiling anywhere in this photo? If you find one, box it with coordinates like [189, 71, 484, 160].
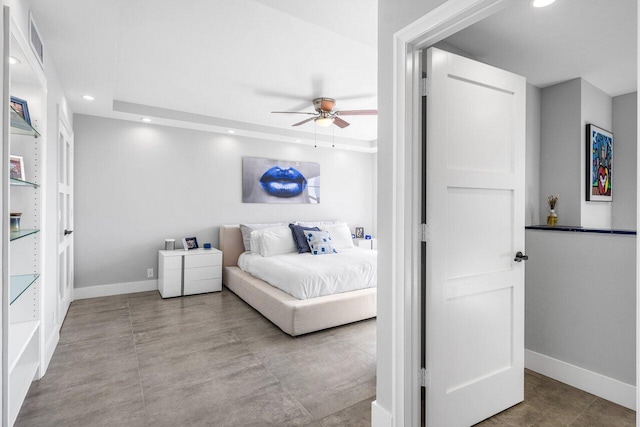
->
[442, 0, 637, 97]
[28, 0, 636, 150]
[28, 0, 378, 146]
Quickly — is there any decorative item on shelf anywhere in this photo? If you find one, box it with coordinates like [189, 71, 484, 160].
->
[203, 243, 212, 250]
[10, 96, 31, 125]
[365, 234, 372, 240]
[9, 155, 25, 180]
[355, 227, 364, 239]
[547, 194, 559, 226]
[10, 212, 21, 232]
[182, 236, 198, 251]
[164, 239, 175, 251]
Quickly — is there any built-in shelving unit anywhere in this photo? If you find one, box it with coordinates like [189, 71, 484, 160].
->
[2, 8, 47, 426]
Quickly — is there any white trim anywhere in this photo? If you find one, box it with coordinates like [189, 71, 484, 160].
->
[390, 0, 517, 425]
[371, 400, 393, 427]
[41, 330, 59, 375]
[526, 349, 636, 410]
[74, 280, 158, 300]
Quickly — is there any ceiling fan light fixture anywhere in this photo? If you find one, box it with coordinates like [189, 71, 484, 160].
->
[530, 0, 556, 8]
[315, 117, 334, 127]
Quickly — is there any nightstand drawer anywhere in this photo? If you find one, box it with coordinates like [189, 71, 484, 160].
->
[161, 255, 182, 270]
[184, 266, 221, 282]
[184, 253, 222, 268]
[184, 278, 222, 295]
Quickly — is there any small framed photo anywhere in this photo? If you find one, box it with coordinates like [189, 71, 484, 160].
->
[182, 236, 199, 250]
[10, 96, 31, 125]
[9, 155, 25, 181]
[355, 227, 364, 239]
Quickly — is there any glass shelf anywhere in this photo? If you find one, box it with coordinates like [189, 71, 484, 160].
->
[9, 229, 40, 241]
[10, 177, 39, 188]
[10, 106, 40, 138]
[10, 274, 39, 305]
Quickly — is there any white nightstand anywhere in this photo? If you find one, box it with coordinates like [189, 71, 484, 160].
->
[353, 238, 377, 250]
[158, 248, 223, 298]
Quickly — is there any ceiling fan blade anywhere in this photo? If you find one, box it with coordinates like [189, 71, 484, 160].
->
[333, 116, 350, 128]
[272, 111, 316, 115]
[292, 117, 317, 127]
[335, 109, 378, 116]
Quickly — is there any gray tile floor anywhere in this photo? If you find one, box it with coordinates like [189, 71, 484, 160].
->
[478, 370, 636, 426]
[16, 289, 375, 426]
[16, 288, 636, 426]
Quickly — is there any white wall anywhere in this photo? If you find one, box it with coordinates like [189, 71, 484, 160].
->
[612, 92, 638, 230]
[73, 114, 375, 289]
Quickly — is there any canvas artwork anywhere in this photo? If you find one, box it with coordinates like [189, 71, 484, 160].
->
[243, 157, 320, 204]
[586, 124, 613, 202]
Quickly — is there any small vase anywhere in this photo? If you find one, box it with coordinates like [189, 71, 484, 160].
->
[547, 209, 557, 226]
[9, 213, 21, 232]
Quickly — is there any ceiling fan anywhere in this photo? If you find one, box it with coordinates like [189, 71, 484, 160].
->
[272, 97, 377, 128]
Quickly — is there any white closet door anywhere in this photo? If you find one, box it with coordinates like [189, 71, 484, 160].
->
[424, 47, 526, 426]
[57, 110, 73, 325]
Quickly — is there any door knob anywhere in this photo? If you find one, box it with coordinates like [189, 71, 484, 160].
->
[64, 229, 73, 236]
[514, 251, 528, 262]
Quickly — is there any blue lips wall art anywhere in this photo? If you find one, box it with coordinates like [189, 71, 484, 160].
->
[259, 166, 307, 197]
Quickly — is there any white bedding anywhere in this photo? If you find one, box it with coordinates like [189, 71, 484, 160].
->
[237, 247, 377, 300]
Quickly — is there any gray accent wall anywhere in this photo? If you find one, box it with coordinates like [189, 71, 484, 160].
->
[612, 92, 638, 230]
[525, 230, 636, 385]
[73, 114, 375, 288]
[526, 84, 541, 226]
[540, 78, 582, 226]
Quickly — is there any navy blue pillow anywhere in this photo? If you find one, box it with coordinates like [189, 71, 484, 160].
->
[289, 224, 320, 253]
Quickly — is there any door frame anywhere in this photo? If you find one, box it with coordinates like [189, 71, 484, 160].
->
[389, 0, 518, 425]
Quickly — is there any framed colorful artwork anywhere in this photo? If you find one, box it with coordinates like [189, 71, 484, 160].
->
[586, 124, 613, 202]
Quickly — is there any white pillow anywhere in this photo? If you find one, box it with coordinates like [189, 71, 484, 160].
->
[257, 226, 297, 257]
[323, 223, 355, 249]
[249, 230, 264, 255]
[240, 222, 286, 252]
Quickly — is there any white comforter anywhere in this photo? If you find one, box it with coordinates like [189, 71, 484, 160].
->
[237, 247, 377, 300]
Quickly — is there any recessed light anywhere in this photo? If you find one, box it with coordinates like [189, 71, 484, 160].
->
[9, 56, 20, 65]
[295, 139, 301, 143]
[530, 0, 556, 7]
[82, 95, 95, 101]
[227, 130, 235, 134]
[141, 117, 152, 122]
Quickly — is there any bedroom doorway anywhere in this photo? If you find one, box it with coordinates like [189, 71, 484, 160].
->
[57, 108, 74, 326]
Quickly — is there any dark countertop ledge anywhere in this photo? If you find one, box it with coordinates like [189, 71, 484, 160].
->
[525, 225, 636, 235]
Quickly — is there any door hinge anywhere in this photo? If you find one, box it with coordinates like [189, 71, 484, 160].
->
[421, 223, 428, 243]
[420, 368, 430, 388]
[420, 77, 430, 96]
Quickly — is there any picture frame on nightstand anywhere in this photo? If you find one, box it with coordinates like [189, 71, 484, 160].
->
[355, 227, 364, 239]
[182, 236, 199, 250]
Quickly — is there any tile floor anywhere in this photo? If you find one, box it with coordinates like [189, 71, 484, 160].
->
[16, 288, 636, 426]
[16, 289, 375, 426]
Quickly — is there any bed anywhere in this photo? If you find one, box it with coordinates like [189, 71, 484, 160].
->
[219, 225, 377, 336]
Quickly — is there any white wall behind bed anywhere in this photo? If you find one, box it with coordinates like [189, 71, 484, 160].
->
[72, 114, 376, 296]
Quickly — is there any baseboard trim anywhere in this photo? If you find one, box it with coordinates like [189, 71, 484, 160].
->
[41, 330, 59, 375]
[74, 280, 158, 299]
[371, 400, 393, 427]
[525, 349, 636, 410]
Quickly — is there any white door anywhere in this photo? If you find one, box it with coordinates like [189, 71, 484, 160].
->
[424, 47, 526, 426]
[57, 110, 74, 324]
